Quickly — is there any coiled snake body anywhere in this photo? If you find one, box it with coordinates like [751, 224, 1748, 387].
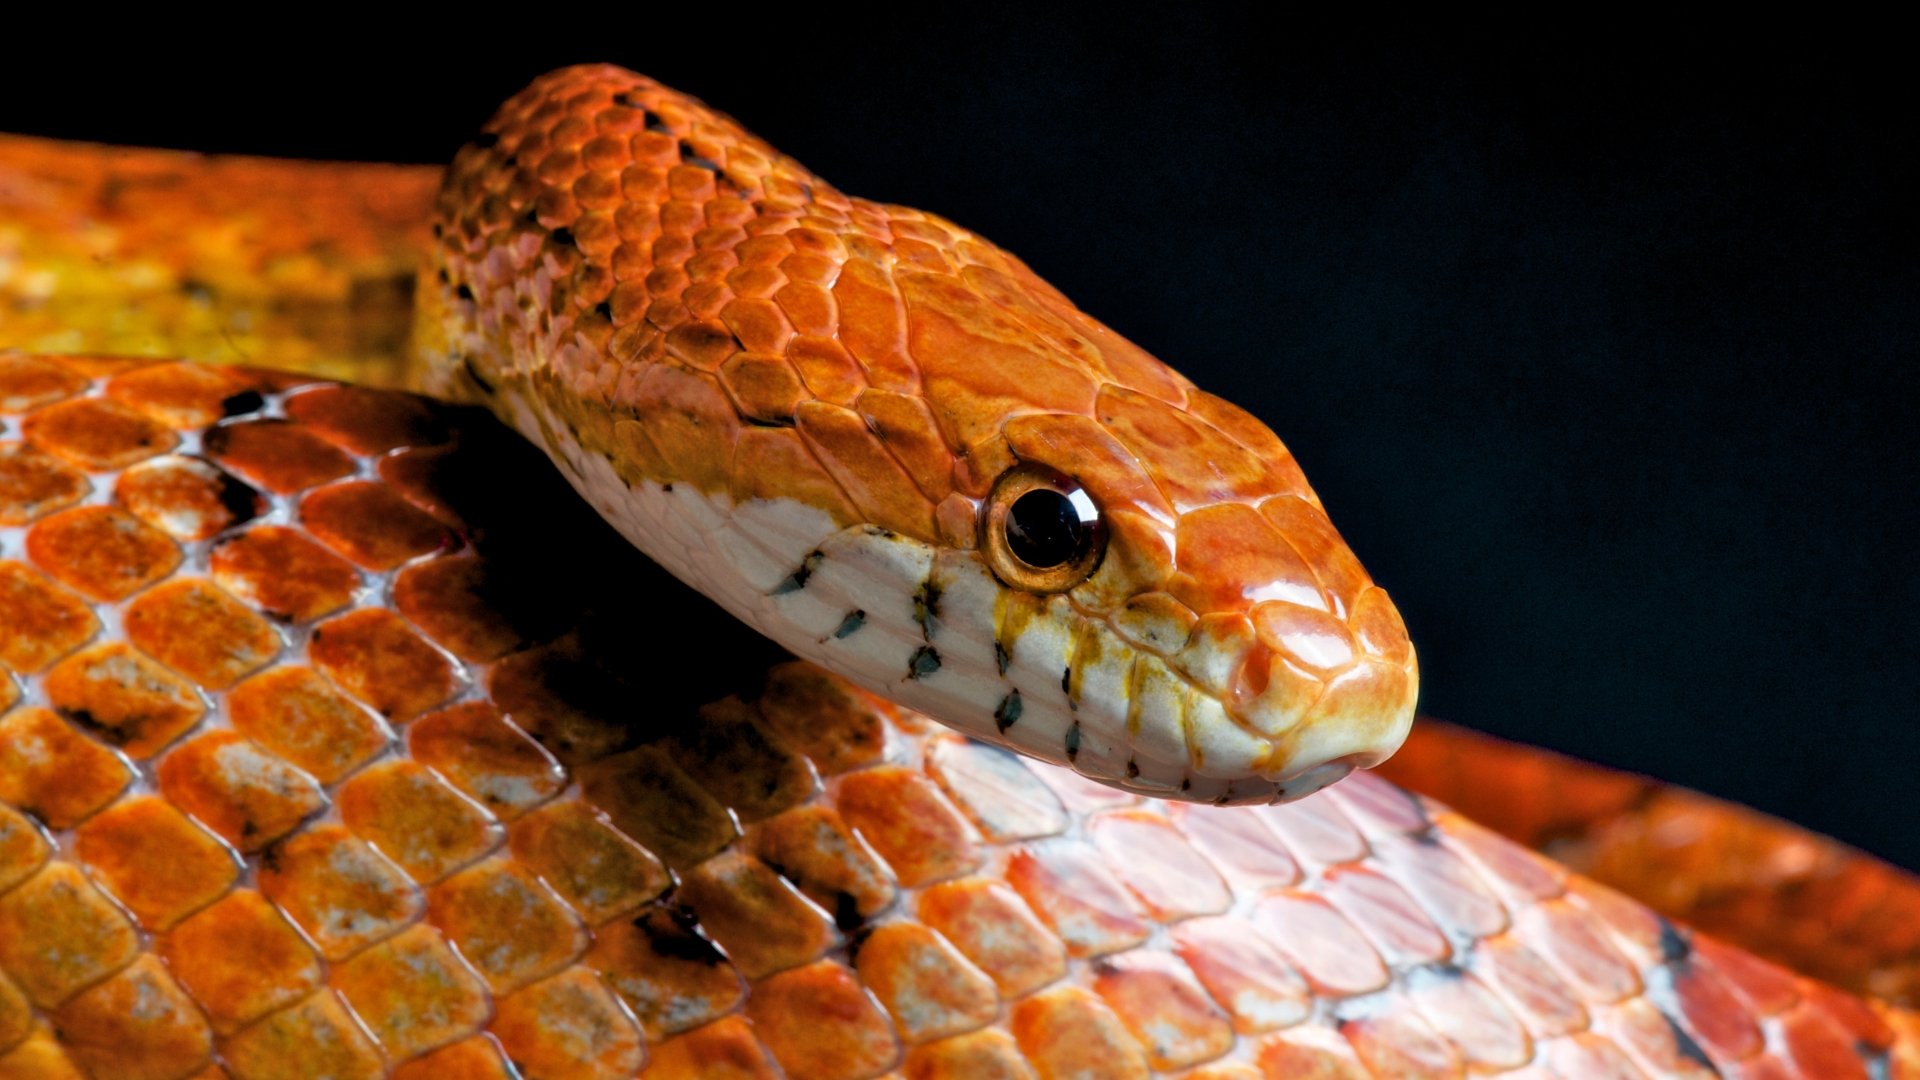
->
[0, 65, 1916, 1078]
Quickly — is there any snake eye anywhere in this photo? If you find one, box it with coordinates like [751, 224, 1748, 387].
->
[982, 466, 1107, 593]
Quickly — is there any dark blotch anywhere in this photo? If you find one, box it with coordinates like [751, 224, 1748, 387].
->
[1065, 723, 1081, 762]
[833, 610, 866, 639]
[994, 641, 1010, 676]
[220, 390, 265, 418]
[594, 300, 613, 320]
[994, 691, 1023, 733]
[773, 551, 823, 595]
[908, 646, 941, 679]
[1657, 918, 1692, 964]
[913, 580, 942, 639]
[831, 891, 864, 934]
[1661, 1013, 1720, 1076]
[550, 226, 576, 248]
[455, 284, 475, 302]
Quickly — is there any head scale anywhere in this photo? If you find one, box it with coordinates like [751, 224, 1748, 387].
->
[421, 64, 1418, 804]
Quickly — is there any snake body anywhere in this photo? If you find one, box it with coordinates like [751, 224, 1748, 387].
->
[0, 65, 1915, 1078]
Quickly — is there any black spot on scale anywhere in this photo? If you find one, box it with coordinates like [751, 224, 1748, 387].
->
[831, 891, 864, 934]
[1657, 918, 1692, 964]
[772, 551, 823, 595]
[1126, 759, 1139, 779]
[678, 141, 721, 171]
[1659, 1013, 1720, 1076]
[595, 301, 613, 320]
[455, 284, 475, 302]
[908, 647, 941, 679]
[1062, 666, 1077, 711]
[1065, 723, 1081, 762]
[644, 110, 671, 134]
[994, 691, 1023, 733]
[994, 641, 1011, 676]
[833, 611, 866, 639]
[913, 580, 942, 639]
[550, 226, 576, 249]
[220, 390, 265, 418]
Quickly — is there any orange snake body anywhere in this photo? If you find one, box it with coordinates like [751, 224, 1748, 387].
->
[0, 65, 1917, 1078]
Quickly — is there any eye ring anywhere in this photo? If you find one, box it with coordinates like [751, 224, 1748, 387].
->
[981, 465, 1108, 593]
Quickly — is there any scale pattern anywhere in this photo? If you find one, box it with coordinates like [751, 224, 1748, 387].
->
[0, 356, 1911, 1078]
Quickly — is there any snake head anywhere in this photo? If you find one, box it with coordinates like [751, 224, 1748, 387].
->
[427, 64, 1417, 804]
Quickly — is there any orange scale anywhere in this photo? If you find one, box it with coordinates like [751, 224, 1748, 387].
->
[1170, 916, 1313, 1035]
[1094, 384, 1285, 510]
[218, 991, 386, 1080]
[282, 386, 446, 457]
[1441, 815, 1568, 903]
[49, 955, 212, 1080]
[1259, 791, 1370, 867]
[203, 419, 355, 494]
[21, 397, 177, 470]
[835, 766, 981, 888]
[394, 554, 571, 663]
[1340, 1003, 1467, 1080]
[578, 747, 739, 870]
[718, 352, 806, 425]
[744, 960, 902, 1080]
[1318, 865, 1452, 967]
[425, 858, 588, 993]
[902, 1028, 1034, 1079]
[748, 803, 897, 925]
[209, 526, 359, 623]
[1258, 495, 1372, 614]
[855, 390, 957, 505]
[336, 760, 502, 884]
[157, 731, 324, 852]
[257, 825, 423, 962]
[1253, 1025, 1373, 1078]
[1248, 891, 1390, 998]
[676, 849, 837, 981]
[409, 703, 565, 820]
[226, 667, 388, 783]
[0, 708, 129, 829]
[73, 796, 236, 930]
[1163, 803, 1302, 892]
[1010, 986, 1150, 1080]
[1594, 997, 1722, 1080]
[389, 1036, 515, 1080]
[775, 281, 836, 337]
[1170, 502, 1326, 617]
[786, 336, 867, 408]
[0, 804, 50, 893]
[1692, 936, 1799, 1017]
[1403, 966, 1535, 1071]
[1005, 840, 1152, 959]
[0, 562, 99, 673]
[669, 700, 818, 824]
[1777, 999, 1875, 1079]
[114, 455, 260, 541]
[0, 354, 87, 413]
[0, 862, 139, 1007]
[584, 904, 746, 1042]
[640, 1015, 782, 1080]
[27, 504, 181, 602]
[124, 579, 280, 690]
[508, 797, 669, 924]
[308, 608, 458, 724]
[924, 736, 1069, 843]
[1086, 809, 1233, 920]
[1002, 412, 1171, 519]
[718, 292, 791, 351]
[796, 400, 938, 540]
[489, 968, 646, 1079]
[1796, 979, 1895, 1055]
[43, 642, 203, 758]
[1666, 958, 1765, 1066]
[1091, 950, 1236, 1070]
[915, 878, 1066, 998]
[1466, 933, 1589, 1037]
[852, 921, 1000, 1044]
[104, 362, 263, 429]
[161, 890, 323, 1034]
[302, 479, 455, 570]
[1251, 600, 1358, 675]
[0, 443, 89, 525]
[1517, 898, 1643, 1004]
[329, 924, 492, 1063]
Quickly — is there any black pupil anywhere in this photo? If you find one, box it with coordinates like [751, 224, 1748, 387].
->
[1006, 488, 1089, 568]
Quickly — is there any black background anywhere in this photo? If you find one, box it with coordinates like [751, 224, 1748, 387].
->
[4, 17, 1915, 865]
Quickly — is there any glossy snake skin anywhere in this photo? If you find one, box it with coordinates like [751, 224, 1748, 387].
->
[0, 65, 1917, 1078]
